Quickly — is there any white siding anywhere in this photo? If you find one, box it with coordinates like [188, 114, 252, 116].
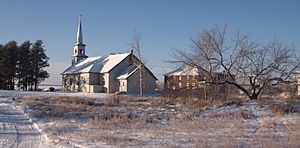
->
[127, 68, 157, 94]
[62, 73, 102, 93]
[108, 56, 134, 93]
[103, 73, 109, 93]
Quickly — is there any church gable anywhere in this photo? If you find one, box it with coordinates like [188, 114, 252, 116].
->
[107, 55, 134, 93]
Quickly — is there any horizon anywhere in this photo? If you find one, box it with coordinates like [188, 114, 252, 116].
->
[1, 0, 300, 85]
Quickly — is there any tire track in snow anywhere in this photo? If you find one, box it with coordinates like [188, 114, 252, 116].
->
[10, 124, 20, 148]
[0, 98, 41, 148]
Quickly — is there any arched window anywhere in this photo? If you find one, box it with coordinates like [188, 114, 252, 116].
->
[80, 49, 83, 54]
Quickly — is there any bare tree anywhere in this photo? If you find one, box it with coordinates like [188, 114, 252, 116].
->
[172, 25, 300, 100]
[131, 30, 143, 97]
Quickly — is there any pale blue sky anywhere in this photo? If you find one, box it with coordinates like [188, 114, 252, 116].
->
[0, 0, 299, 84]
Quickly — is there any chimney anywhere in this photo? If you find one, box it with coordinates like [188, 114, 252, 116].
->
[130, 48, 134, 65]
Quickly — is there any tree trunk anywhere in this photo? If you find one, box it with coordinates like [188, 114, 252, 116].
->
[10, 78, 14, 90]
[250, 93, 258, 100]
[34, 81, 38, 91]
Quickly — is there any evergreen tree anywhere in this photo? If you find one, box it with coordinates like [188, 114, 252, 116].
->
[0, 41, 18, 90]
[0, 44, 4, 89]
[0, 40, 50, 91]
[17, 41, 31, 90]
[30, 40, 49, 91]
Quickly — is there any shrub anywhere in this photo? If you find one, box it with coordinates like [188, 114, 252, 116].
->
[270, 103, 286, 115]
[106, 95, 121, 107]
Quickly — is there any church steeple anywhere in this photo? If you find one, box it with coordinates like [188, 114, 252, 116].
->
[76, 15, 83, 44]
[72, 15, 87, 65]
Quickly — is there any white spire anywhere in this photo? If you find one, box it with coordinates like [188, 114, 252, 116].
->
[76, 15, 83, 44]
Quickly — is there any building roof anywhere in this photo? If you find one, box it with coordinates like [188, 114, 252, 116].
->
[117, 65, 140, 79]
[117, 64, 159, 80]
[164, 66, 198, 76]
[62, 52, 130, 74]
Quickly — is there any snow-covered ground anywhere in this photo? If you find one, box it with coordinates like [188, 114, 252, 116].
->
[0, 95, 55, 147]
[0, 90, 299, 147]
[0, 90, 109, 99]
[0, 90, 109, 147]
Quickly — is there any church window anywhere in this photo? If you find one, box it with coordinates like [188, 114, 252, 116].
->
[80, 49, 83, 54]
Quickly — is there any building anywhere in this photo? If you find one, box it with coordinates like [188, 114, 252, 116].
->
[164, 66, 232, 90]
[164, 66, 234, 98]
[61, 17, 157, 94]
[291, 71, 300, 95]
[164, 66, 201, 90]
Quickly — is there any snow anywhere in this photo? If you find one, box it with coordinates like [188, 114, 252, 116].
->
[63, 52, 130, 74]
[1, 90, 299, 147]
[0, 95, 56, 147]
[117, 65, 139, 79]
[0, 90, 109, 99]
[164, 66, 198, 76]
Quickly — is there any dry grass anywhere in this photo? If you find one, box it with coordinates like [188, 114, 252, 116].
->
[256, 94, 300, 116]
[270, 103, 286, 115]
[16, 96, 94, 118]
[19, 95, 92, 107]
[87, 112, 155, 129]
[13, 94, 300, 147]
[268, 99, 300, 115]
[88, 113, 131, 128]
[75, 130, 143, 146]
[105, 95, 167, 106]
[106, 95, 121, 107]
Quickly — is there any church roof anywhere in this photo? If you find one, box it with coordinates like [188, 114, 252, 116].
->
[62, 52, 131, 74]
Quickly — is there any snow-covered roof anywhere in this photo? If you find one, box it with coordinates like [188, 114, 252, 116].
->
[164, 66, 198, 76]
[62, 52, 130, 74]
[117, 65, 140, 80]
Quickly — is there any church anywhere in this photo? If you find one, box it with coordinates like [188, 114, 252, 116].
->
[61, 17, 158, 94]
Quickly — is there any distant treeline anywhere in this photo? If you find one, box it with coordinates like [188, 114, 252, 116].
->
[0, 40, 49, 91]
